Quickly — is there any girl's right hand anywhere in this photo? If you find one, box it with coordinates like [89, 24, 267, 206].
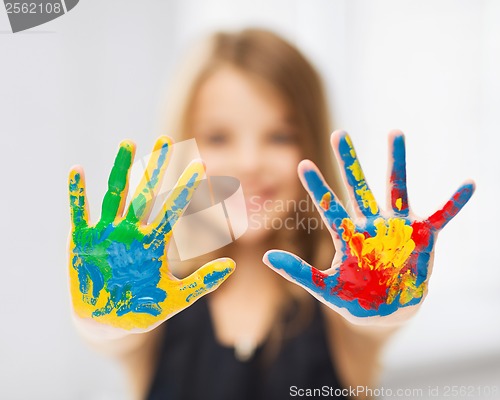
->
[68, 136, 235, 339]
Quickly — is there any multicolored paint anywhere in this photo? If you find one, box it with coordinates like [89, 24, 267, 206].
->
[68, 137, 235, 330]
[265, 132, 474, 318]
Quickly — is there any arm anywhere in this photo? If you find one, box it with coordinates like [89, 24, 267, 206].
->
[119, 326, 166, 400]
[324, 307, 397, 396]
[74, 313, 165, 399]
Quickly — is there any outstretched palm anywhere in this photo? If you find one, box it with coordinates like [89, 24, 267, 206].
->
[264, 131, 474, 324]
[68, 137, 234, 333]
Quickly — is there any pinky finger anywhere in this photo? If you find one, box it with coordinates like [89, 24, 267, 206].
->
[427, 180, 475, 231]
[69, 166, 90, 229]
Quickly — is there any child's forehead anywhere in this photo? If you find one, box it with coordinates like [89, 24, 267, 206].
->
[194, 67, 290, 109]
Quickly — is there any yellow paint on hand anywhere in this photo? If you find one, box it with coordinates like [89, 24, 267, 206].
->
[344, 141, 379, 215]
[354, 186, 379, 215]
[340, 217, 424, 306]
[395, 197, 402, 211]
[69, 247, 235, 330]
[345, 135, 357, 158]
[320, 192, 331, 211]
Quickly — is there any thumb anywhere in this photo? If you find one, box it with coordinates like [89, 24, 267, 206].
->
[178, 258, 235, 304]
[263, 250, 329, 292]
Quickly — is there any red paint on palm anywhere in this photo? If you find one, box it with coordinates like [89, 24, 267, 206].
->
[333, 254, 392, 310]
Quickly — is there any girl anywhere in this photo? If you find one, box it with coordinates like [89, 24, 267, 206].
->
[68, 29, 474, 400]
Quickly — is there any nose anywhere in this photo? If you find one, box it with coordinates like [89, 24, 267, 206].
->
[234, 135, 263, 178]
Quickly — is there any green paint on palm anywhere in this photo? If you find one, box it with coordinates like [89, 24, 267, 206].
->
[73, 221, 146, 285]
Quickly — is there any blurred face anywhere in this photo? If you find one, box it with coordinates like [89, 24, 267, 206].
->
[189, 66, 303, 243]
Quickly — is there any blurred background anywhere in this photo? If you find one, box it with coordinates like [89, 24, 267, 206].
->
[0, 0, 499, 399]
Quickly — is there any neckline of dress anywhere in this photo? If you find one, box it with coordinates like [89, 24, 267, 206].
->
[201, 296, 270, 362]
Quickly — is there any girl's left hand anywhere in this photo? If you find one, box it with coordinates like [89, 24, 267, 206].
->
[263, 130, 475, 325]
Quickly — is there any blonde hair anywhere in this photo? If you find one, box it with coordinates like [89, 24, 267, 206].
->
[163, 28, 344, 270]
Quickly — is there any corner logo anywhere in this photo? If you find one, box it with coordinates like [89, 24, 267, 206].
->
[3, 0, 78, 33]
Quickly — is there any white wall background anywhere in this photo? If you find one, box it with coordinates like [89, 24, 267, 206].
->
[0, 1, 498, 399]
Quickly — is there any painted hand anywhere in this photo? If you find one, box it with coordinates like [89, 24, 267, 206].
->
[68, 137, 235, 333]
[263, 131, 474, 324]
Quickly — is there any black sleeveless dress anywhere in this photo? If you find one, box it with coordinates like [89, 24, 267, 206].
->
[146, 296, 347, 400]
